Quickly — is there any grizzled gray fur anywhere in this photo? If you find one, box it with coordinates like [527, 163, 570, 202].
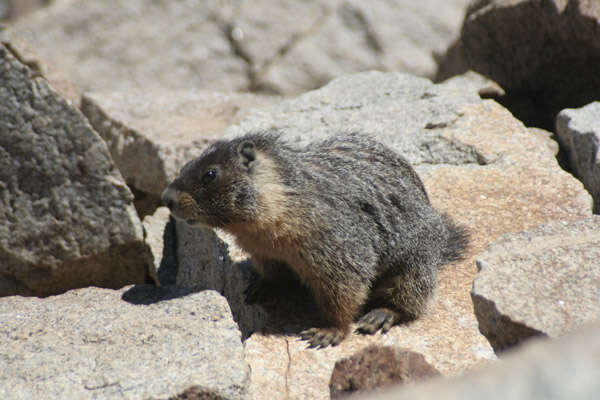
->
[162, 131, 469, 347]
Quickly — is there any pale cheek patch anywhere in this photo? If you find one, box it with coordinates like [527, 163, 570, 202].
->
[253, 152, 290, 224]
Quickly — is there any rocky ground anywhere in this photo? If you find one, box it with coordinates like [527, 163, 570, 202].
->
[0, 0, 599, 399]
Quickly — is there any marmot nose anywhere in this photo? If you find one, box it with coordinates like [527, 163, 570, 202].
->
[161, 187, 177, 210]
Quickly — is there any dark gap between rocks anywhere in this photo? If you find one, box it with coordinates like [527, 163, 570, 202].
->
[130, 186, 162, 219]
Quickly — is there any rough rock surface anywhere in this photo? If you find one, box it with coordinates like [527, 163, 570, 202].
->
[0, 0, 49, 21]
[436, 0, 600, 129]
[3, 0, 247, 93]
[329, 345, 440, 399]
[141, 206, 177, 286]
[176, 223, 268, 340]
[245, 0, 471, 93]
[173, 71, 592, 399]
[81, 90, 276, 201]
[472, 216, 600, 353]
[5, 0, 470, 95]
[0, 37, 80, 106]
[0, 43, 151, 297]
[0, 285, 249, 400]
[363, 323, 600, 400]
[556, 102, 600, 213]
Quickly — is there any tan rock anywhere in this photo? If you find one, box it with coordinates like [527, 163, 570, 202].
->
[362, 323, 600, 400]
[251, 0, 472, 93]
[0, 36, 80, 106]
[4, 0, 248, 93]
[5, 0, 471, 95]
[472, 216, 600, 353]
[81, 90, 276, 199]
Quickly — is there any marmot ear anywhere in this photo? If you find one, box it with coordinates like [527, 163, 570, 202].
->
[237, 140, 256, 168]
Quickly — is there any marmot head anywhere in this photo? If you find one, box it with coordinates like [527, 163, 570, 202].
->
[162, 137, 263, 228]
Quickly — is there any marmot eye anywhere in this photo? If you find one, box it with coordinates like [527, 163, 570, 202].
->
[202, 169, 217, 184]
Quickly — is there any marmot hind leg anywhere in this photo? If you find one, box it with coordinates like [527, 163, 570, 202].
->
[356, 265, 437, 334]
[300, 279, 369, 348]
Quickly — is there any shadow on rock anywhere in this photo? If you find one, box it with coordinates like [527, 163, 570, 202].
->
[121, 284, 200, 305]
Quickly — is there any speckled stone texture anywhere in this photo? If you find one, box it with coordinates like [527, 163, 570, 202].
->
[175, 223, 268, 340]
[0, 286, 250, 400]
[0, 37, 80, 107]
[141, 206, 176, 286]
[472, 216, 600, 353]
[0, 43, 151, 297]
[556, 102, 600, 213]
[80, 91, 276, 199]
[3, 0, 470, 95]
[0, 0, 48, 21]
[362, 324, 600, 400]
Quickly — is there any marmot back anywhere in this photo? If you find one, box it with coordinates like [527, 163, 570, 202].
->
[162, 132, 469, 348]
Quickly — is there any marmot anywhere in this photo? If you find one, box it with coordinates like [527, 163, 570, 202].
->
[162, 132, 469, 348]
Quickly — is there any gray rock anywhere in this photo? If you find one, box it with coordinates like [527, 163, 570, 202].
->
[364, 323, 600, 400]
[5, 0, 470, 95]
[0, 43, 151, 297]
[249, 0, 471, 93]
[556, 102, 600, 213]
[0, 0, 49, 21]
[141, 206, 176, 287]
[176, 223, 268, 340]
[441, 71, 505, 99]
[472, 216, 600, 353]
[80, 90, 276, 199]
[436, 0, 600, 129]
[0, 0, 10, 20]
[0, 285, 249, 400]
[225, 71, 492, 167]
[0, 37, 81, 107]
[4, 0, 247, 94]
